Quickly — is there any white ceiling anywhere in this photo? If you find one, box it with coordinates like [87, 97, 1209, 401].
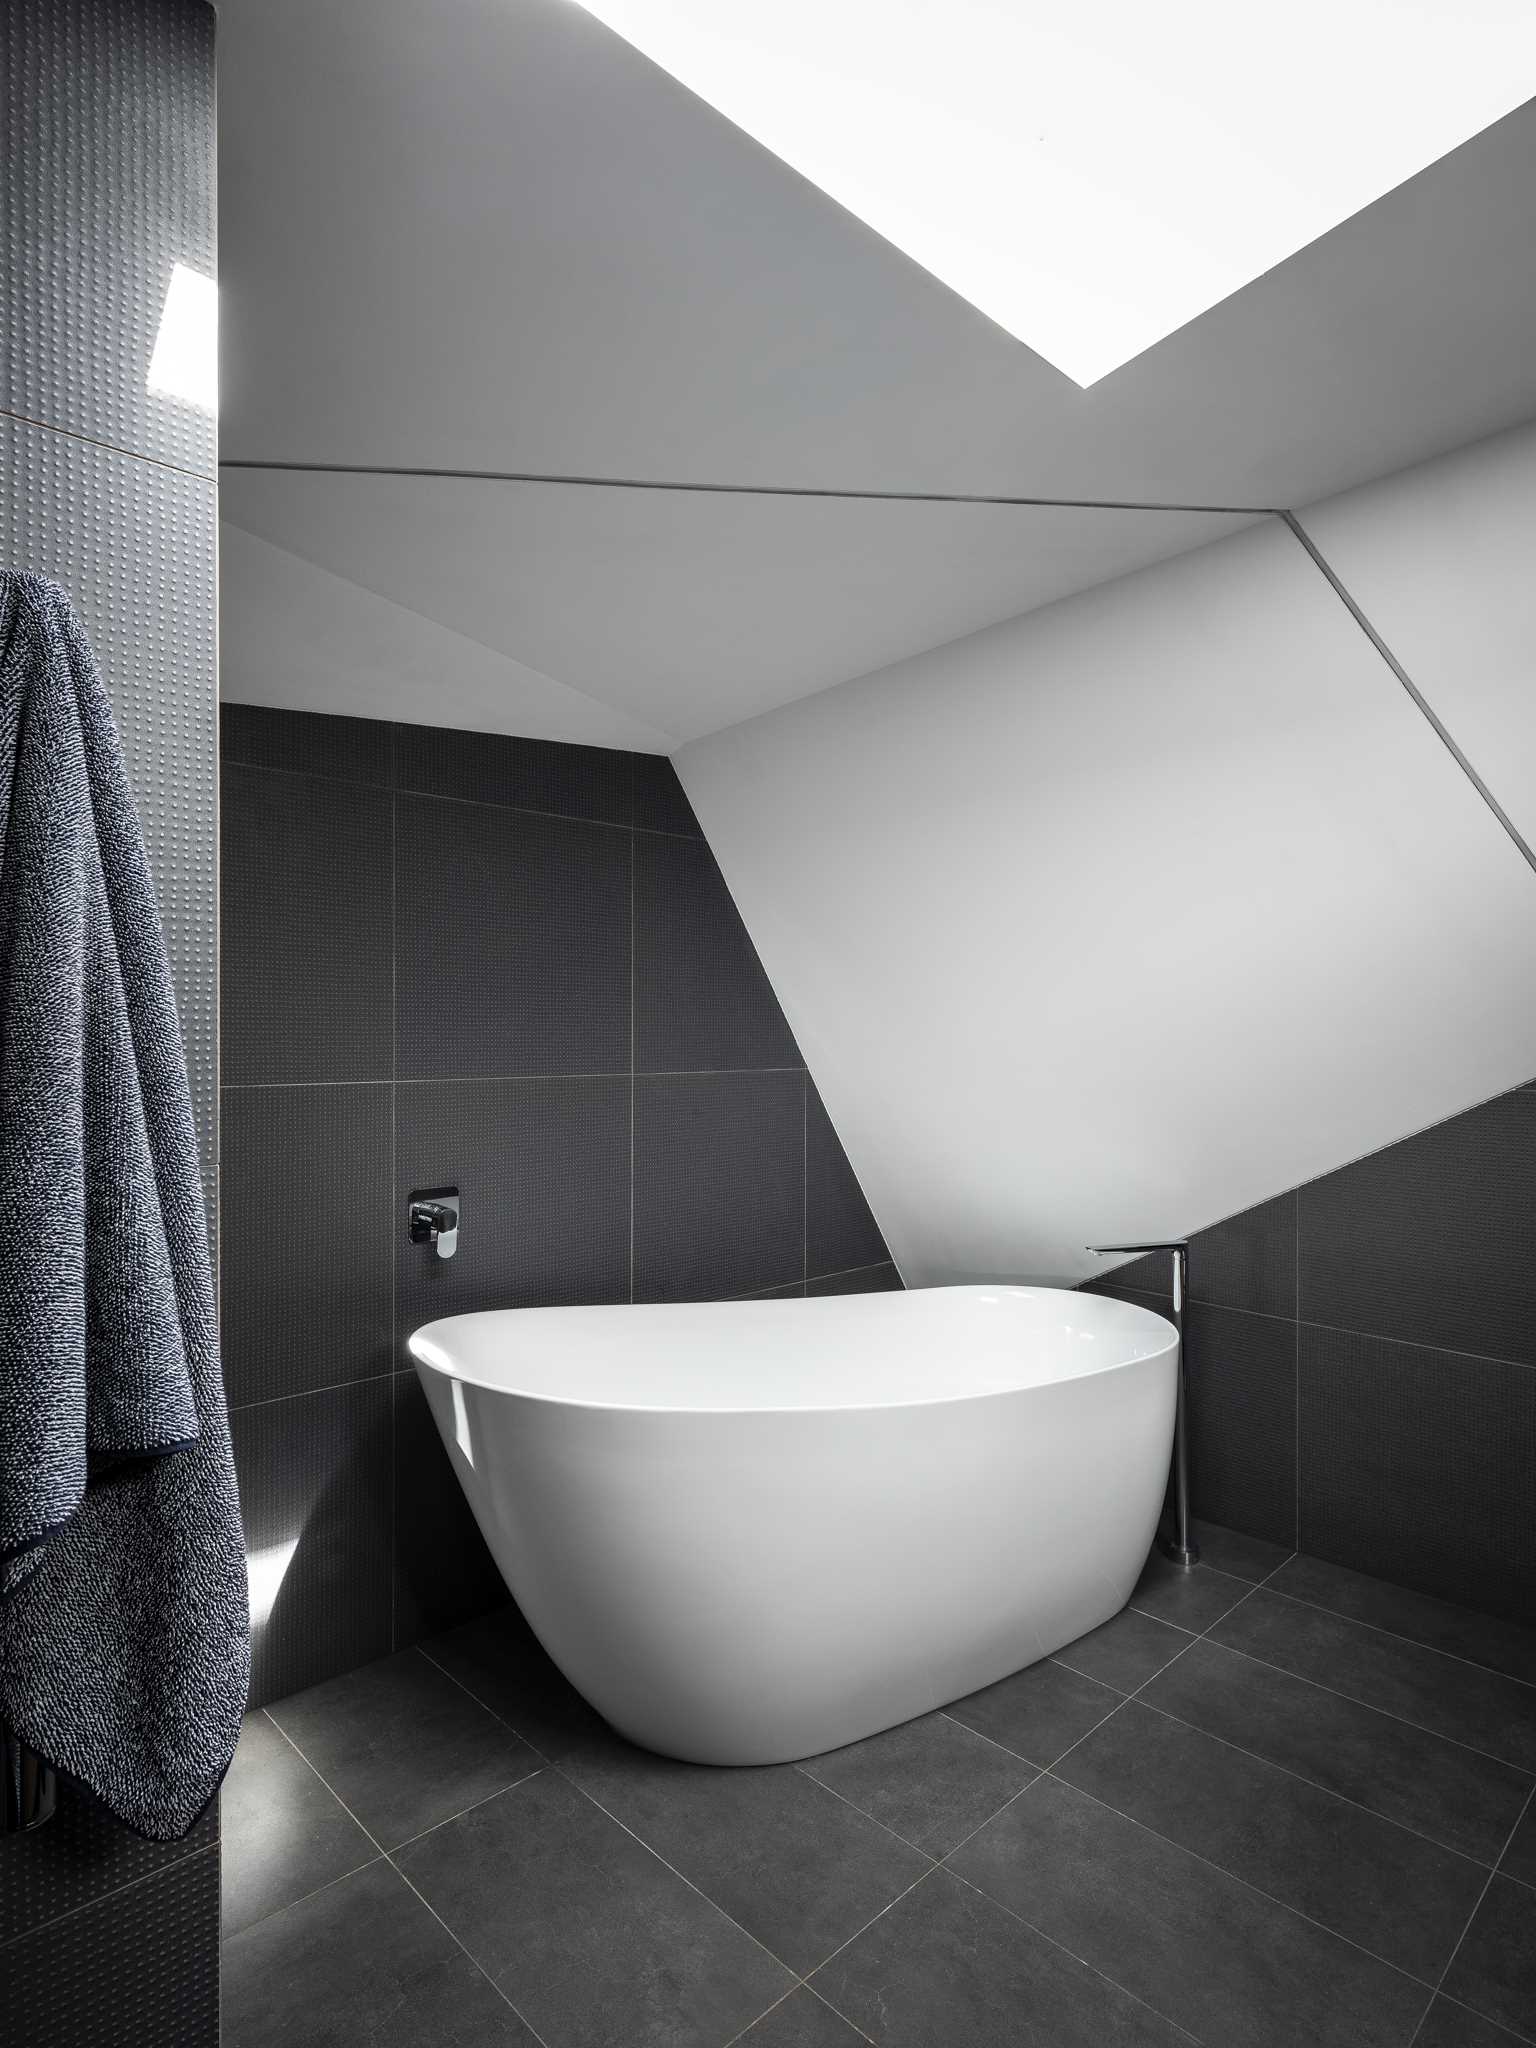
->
[220, 470, 1250, 744]
[215, 0, 1536, 745]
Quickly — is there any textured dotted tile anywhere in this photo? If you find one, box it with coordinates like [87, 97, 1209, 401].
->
[1, 0, 217, 476]
[0, 1845, 220, 2048]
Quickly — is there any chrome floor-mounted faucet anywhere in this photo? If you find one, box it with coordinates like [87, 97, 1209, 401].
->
[1087, 1240, 1197, 1569]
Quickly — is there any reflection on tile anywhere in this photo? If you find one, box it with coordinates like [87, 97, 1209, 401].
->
[222, 1857, 538, 2048]
[221, 1711, 374, 1939]
[397, 1771, 794, 2048]
[230, 1378, 394, 1709]
[267, 1650, 539, 1850]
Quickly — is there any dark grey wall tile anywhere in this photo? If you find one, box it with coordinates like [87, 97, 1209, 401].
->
[393, 1371, 507, 1643]
[222, 765, 393, 1086]
[0, 1783, 216, 1944]
[0, 1845, 220, 2048]
[1092, 1252, 1174, 1298]
[220, 1084, 393, 1405]
[1298, 1326, 1536, 1621]
[0, 0, 216, 478]
[1298, 1087, 1536, 1364]
[807, 1264, 903, 1296]
[397, 1076, 630, 1331]
[1190, 1191, 1297, 1317]
[394, 720, 632, 825]
[805, 1084, 888, 1278]
[230, 1379, 394, 1709]
[635, 1072, 804, 1302]
[1186, 1302, 1297, 1549]
[632, 754, 702, 836]
[222, 703, 393, 785]
[635, 831, 801, 1072]
[395, 792, 629, 1080]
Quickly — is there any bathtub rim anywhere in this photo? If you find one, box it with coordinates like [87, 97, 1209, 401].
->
[407, 1283, 1178, 1419]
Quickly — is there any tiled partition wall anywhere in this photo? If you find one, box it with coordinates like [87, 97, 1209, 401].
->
[0, 3, 221, 2043]
[220, 704, 897, 1708]
[1088, 1078, 1536, 1622]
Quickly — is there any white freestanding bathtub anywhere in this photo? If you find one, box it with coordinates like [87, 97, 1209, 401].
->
[408, 1285, 1177, 1764]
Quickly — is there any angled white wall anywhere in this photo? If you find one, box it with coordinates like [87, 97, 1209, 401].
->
[675, 461, 1536, 1289]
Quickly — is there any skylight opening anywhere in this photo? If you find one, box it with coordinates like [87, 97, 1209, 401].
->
[569, 1, 1536, 387]
[148, 262, 218, 413]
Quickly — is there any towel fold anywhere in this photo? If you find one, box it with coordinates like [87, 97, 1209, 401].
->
[0, 572, 248, 1839]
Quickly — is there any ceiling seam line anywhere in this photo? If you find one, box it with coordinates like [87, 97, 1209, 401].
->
[1282, 509, 1536, 881]
[217, 458, 1278, 519]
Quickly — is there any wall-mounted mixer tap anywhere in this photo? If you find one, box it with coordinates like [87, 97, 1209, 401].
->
[409, 1189, 460, 1259]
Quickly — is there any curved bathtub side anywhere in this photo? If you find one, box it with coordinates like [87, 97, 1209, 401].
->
[418, 1341, 1175, 1764]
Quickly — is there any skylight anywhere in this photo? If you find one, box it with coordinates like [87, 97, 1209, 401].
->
[148, 262, 218, 413]
[569, 1, 1536, 387]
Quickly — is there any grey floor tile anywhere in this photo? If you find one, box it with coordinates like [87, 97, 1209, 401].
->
[1055, 1699, 1487, 1977]
[1266, 1556, 1536, 1687]
[946, 1657, 1124, 1766]
[420, 1605, 613, 1760]
[948, 1775, 1428, 2048]
[1052, 1607, 1194, 1693]
[268, 1649, 540, 1849]
[734, 1988, 872, 2046]
[1501, 1800, 1536, 1888]
[811, 1867, 1191, 2046]
[1413, 1994, 1532, 2046]
[1442, 1877, 1536, 2041]
[561, 1731, 930, 1973]
[1140, 1638, 1532, 1865]
[1212, 1592, 1536, 1772]
[1130, 1551, 1256, 1631]
[221, 1711, 376, 1938]
[800, 1711, 1036, 1856]
[397, 1770, 795, 2048]
[1192, 1520, 1295, 1584]
[222, 1858, 539, 2048]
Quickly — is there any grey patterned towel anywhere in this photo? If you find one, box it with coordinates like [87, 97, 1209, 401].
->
[0, 572, 248, 1839]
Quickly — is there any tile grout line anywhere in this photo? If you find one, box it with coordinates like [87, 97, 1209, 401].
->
[1087, 1279, 1536, 1377]
[225, 1065, 811, 1089]
[258, 1712, 556, 2048]
[1228, 1583, 1536, 1703]
[1406, 1784, 1536, 2048]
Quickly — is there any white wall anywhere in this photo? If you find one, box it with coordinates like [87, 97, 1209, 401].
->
[1301, 419, 1536, 853]
[675, 441, 1536, 1289]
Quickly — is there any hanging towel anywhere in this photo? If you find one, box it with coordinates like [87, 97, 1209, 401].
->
[0, 572, 248, 1840]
